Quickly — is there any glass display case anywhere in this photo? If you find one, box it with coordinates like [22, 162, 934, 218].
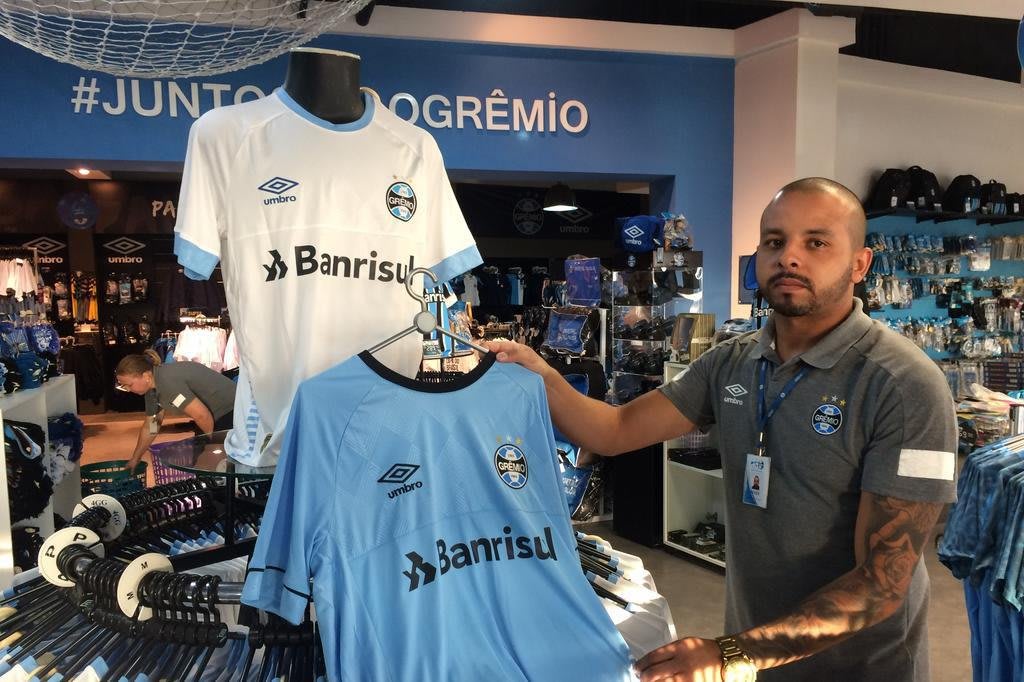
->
[609, 252, 703, 404]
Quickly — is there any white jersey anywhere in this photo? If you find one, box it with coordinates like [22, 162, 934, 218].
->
[174, 88, 481, 465]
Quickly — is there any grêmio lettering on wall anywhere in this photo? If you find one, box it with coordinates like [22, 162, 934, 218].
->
[69, 76, 590, 134]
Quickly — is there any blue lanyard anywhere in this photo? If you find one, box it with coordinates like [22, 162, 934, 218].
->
[756, 359, 809, 457]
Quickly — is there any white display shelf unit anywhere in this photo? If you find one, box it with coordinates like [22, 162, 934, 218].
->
[0, 375, 81, 586]
[662, 361, 726, 569]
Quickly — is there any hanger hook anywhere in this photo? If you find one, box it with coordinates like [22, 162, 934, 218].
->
[404, 267, 440, 313]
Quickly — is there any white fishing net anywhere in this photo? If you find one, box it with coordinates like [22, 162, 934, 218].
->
[0, 0, 371, 78]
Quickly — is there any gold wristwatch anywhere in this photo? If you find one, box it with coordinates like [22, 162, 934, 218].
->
[715, 636, 757, 682]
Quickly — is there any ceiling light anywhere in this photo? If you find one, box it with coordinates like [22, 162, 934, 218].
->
[543, 182, 577, 212]
[65, 168, 111, 180]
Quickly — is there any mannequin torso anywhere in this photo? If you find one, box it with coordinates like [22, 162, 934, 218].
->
[283, 48, 364, 123]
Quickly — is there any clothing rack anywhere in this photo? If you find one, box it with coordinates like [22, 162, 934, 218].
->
[0, 246, 36, 259]
[938, 433, 1024, 681]
[179, 313, 221, 326]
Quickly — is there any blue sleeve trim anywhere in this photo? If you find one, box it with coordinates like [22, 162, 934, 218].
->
[429, 244, 482, 284]
[174, 233, 219, 281]
[241, 568, 309, 626]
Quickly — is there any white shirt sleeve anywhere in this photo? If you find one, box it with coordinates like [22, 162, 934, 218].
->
[421, 137, 481, 284]
[174, 115, 230, 281]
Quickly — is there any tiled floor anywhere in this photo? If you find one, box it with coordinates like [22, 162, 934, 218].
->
[83, 412, 973, 681]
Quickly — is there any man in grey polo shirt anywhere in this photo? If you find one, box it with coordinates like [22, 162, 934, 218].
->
[489, 177, 956, 681]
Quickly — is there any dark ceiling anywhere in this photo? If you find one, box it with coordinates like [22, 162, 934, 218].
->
[373, 1, 1023, 83]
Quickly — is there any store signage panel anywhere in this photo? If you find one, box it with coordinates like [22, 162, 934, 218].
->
[455, 184, 646, 240]
[96, 235, 151, 269]
[0, 233, 68, 265]
[0, 35, 734, 178]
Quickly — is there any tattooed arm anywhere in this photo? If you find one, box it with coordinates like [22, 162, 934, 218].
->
[636, 492, 943, 680]
[734, 492, 943, 669]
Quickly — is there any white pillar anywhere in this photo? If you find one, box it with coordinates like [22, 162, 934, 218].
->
[730, 9, 855, 318]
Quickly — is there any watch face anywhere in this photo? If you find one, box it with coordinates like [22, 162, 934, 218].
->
[723, 659, 757, 682]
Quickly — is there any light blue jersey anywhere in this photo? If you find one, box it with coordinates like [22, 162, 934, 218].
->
[243, 352, 633, 682]
[940, 441, 1024, 682]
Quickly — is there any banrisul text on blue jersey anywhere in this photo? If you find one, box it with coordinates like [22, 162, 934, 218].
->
[402, 526, 558, 591]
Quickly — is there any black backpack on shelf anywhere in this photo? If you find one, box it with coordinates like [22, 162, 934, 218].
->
[980, 179, 1007, 216]
[943, 174, 982, 214]
[866, 168, 912, 211]
[906, 165, 943, 211]
[1006, 193, 1023, 217]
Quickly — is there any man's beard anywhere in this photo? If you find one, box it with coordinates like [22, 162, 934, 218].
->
[765, 264, 852, 317]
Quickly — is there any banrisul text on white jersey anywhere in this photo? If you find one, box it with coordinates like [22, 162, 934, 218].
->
[262, 245, 416, 284]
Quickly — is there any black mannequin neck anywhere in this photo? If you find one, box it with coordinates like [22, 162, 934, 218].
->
[283, 49, 364, 124]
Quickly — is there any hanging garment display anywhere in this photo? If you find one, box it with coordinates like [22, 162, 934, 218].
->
[938, 434, 1024, 681]
[173, 87, 481, 466]
[3, 420, 52, 524]
[173, 325, 229, 371]
[243, 352, 634, 681]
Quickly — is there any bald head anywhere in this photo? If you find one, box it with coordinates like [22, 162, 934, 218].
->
[764, 177, 867, 248]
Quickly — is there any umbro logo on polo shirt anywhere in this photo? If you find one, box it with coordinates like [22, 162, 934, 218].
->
[723, 384, 747, 405]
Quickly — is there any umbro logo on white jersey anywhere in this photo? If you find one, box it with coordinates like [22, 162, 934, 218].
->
[723, 383, 748, 405]
[259, 177, 298, 205]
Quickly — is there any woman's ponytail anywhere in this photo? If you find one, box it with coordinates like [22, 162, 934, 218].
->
[116, 351, 161, 377]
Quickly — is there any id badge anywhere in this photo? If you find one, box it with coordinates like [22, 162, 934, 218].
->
[742, 454, 770, 509]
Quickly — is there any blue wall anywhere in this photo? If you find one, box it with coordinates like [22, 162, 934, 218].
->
[0, 35, 735, 319]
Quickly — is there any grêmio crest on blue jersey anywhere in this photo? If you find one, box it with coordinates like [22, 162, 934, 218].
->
[387, 182, 417, 221]
[494, 443, 529, 489]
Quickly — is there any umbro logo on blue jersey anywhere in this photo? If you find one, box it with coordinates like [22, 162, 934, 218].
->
[403, 526, 558, 592]
[259, 177, 298, 205]
[379, 463, 424, 499]
[379, 463, 419, 484]
[494, 444, 528, 489]
[387, 182, 417, 221]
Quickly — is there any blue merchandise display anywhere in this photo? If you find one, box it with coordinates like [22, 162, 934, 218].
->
[565, 257, 602, 308]
[616, 216, 664, 253]
[243, 352, 633, 682]
[543, 310, 589, 355]
[939, 435, 1024, 681]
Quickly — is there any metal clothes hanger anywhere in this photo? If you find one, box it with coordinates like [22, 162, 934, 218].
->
[367, 267, 490, 355]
